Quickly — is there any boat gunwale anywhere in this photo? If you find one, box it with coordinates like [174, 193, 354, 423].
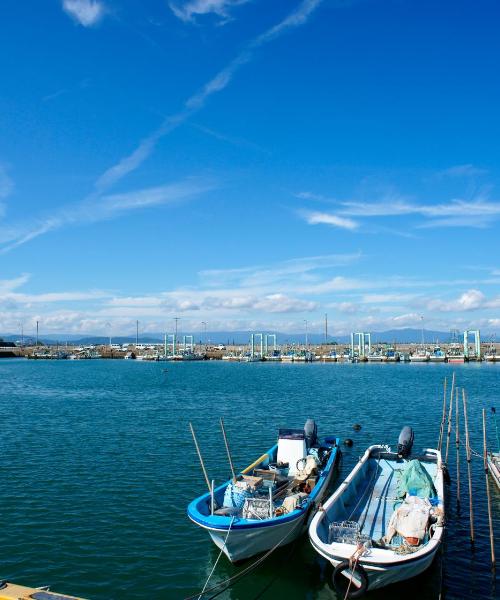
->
[187, 437, 340, 531]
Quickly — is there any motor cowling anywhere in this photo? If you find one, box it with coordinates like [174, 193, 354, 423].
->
[304, 419, 318, 448]
[397, 426, 414, 458]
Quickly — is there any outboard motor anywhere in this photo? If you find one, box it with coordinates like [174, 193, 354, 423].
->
[397, 426, 414, 458]
[304, 419, 318, 449]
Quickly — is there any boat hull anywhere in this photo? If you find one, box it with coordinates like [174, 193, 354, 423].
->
[311, 539, 439, 591]
[206, 511, 308, 562]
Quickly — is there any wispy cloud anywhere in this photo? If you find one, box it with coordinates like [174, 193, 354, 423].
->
[0, 180, 213, 253]
[302, 210, 359, 230]
[0, 163, 13, 200]
[169, 0, 252, 23]
[438, 164, 488, 178]
[200, 253, 361, 287]
[299, 190, 500, 229]
[62, 0, 106, 27]
[95, 0, 325, 193]
[0, 274, 30, 293]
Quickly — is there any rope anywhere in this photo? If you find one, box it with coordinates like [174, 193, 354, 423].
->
[343, 543, 366, 600]
[185, 510, 305, 600]
[197, 516, 235, 600]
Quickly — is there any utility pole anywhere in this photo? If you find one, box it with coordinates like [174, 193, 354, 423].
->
[174, 317, 179, 355]
[36, 320, 39, 346]
[325, 313, 328, 344]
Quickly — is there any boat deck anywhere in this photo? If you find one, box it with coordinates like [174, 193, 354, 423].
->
[343, 458, 438, 541]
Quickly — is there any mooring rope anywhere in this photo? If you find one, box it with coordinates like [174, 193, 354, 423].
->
[197, 516, 235, 600]
[185, 511, 305, 600]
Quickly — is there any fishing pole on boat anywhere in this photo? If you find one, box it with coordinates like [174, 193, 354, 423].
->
[189, 422, 212, 494]
[462, 389, 474, 545]
[482, 408, 496, 568]
[219, 417, 237, 482]
[437, 376, 447, 452]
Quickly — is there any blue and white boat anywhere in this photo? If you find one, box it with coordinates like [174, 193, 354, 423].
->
[309, 435, 444, 597]
[187, 420, 340, 562]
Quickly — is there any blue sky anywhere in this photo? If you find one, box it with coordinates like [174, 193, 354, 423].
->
[1, 0, 499, 338]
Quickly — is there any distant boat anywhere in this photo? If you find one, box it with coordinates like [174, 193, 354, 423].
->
[429, 346, 447, 363]
[409, 349, 429, 362]
[309, 439, 444, 597]
[447, 343, 466, 363]
[188, 421, 340, 562]
[385, 347, 399, 362]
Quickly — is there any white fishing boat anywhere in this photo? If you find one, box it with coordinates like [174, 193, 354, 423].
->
[309, 430, 444, 597]
[429, 346, 447, 362]
[447, 343, 466, 363]
[409, 349, 429, 362]
[188, 420, 340, 562]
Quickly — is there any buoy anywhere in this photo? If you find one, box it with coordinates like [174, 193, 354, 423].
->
[353, 424, 362, 431]
[344, 439, 354, 447]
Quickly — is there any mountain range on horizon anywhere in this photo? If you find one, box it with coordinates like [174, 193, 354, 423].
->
[1, 328, 495, 346]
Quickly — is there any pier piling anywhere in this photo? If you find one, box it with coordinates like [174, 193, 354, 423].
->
[462, 390, 474, 544]
[482, 408, 496, 567]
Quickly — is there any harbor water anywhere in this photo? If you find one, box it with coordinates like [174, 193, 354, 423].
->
[0, 359, 498, 599]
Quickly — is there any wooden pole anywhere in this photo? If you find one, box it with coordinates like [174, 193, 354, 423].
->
[444, 373, 455, 464]
[220, 417, 237, 482]
[189, 422, 211, 493]
[462, 390, 474, 544]
[438, 377, 447, 452]
[455, 386, 460, 505]
[482, 408, 496, 567]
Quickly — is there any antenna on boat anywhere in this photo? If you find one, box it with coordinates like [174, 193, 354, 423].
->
[220, 417, 237, 482]
[189, 422, 212, 493]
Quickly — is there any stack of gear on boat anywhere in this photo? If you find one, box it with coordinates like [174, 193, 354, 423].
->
[222, 446, 320, 519]
[384, 459, 441, 547]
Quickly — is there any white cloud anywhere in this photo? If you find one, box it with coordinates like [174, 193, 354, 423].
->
[303, 211, 359, 231]
[426, 289, 500, 312]
[62, 0, 105, 27]
[170, 0, 251, 22]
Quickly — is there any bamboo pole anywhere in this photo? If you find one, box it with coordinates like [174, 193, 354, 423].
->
[455, 386, 460, 505]
[444, 373, 455, 464]
[462, 390, 474, 544]
[189, 421, 211, 493]
[482, 408, 496, 567]
[220, 417, 237, 482]
[438, 377, 447, 452]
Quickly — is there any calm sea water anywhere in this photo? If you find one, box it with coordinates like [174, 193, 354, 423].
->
[0, 359, 498, 599]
